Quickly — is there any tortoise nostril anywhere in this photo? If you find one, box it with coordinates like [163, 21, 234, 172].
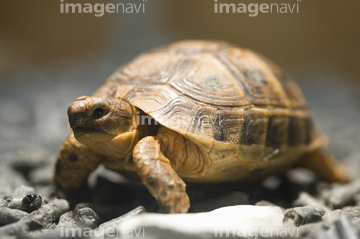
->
[67, 104, 77, 117]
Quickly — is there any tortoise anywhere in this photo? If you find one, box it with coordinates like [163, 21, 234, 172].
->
[54, 40, 348, 213]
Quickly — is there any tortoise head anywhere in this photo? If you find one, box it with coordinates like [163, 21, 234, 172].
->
[67, 96, 137, 156]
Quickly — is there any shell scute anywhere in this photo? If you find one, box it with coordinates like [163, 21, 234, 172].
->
[150, 96, 198, 136]
[123, 85, 178, 112]
[188, 106, 217, 140]
[262, 57, 307, 109]
[209, 142, 239, 165]
[288, 111, 313, 146]
[169, 53, 250, 107]
[219, 48, 291, 107]
[266, 109, 290, 149]
[213, 108, 243, 145]
[240, 108, 269, 146]
[109, 52, 179, 84]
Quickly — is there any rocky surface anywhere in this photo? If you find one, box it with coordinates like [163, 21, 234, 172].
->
[0, 64, 360, 238]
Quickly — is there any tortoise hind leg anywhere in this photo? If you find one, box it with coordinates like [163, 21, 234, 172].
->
[297, 150, 350, 183]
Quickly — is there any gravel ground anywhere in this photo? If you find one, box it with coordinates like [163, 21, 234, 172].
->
[0, 60, 359, 238]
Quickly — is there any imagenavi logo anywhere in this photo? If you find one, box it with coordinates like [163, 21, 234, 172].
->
[60, 0, 148, 17]
[214, 0, 302, 17]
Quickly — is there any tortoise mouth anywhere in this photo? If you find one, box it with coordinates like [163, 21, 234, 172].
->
[72, 125, 101, 134]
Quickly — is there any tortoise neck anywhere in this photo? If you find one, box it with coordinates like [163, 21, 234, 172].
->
[134, 108, 161, 140]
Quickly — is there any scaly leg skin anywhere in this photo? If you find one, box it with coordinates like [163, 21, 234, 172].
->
[133, 136, 190, 213]
[54, 133, 104, 200]
[297, 150, 350, 183]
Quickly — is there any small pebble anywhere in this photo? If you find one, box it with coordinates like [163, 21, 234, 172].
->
[56, 211, 77, 228]
[0, 199, 6, 207]
[322, 210, 343, 224]
[297, 221, 323, 238]
[0, 208, 28, 225]
[6, 197, 23, 209]
[74, 202, 135, 223]
[0, 199, 69, 236]
[93, 206, 145, 238]
[75, 207, 100, 229]
[262, 176, 281, 190]
[293, 191, 331, 212]
[287, 168, 316, 186]
[5, 193, 43, 213]
[21, 194, 43, 212]
[284, 204, 326, 226]
[98, 206, 146, 229]
[309, 225, 339, 239]
[334, 215, 358, 239]
[322, 179, 360, 209]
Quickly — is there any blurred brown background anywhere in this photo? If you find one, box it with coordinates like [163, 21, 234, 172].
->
[1, 0, 360, 79]
[1, 0, 360, 179]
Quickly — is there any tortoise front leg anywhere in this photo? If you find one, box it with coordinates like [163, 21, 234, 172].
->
[133, 136, 190, 213]
[54, 133, 104, 197]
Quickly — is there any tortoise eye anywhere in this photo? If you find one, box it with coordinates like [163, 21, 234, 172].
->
[92, 107, 107, 119]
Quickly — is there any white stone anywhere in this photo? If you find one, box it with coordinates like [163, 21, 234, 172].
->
[118, 205, 295, 238]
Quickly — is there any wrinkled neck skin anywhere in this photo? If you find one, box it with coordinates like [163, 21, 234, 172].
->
[75, 106, 147, 161]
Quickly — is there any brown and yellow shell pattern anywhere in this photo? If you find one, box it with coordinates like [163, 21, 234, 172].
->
[94, 40, 325, 182]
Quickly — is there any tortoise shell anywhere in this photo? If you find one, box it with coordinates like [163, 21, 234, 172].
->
[93, 40, 325, 182]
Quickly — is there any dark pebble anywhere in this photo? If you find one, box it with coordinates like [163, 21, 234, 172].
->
[5, 193, 43, 213]
[284, 204, 326, 226]
[21, 194, 43, 212]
